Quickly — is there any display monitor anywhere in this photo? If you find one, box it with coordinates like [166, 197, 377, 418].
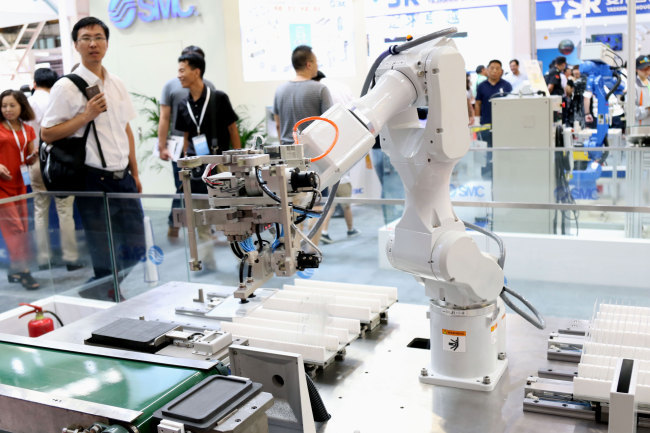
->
[590, 33, 623, 51]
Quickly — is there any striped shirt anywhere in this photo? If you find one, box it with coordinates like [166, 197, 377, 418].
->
[273, 80, 332, 145]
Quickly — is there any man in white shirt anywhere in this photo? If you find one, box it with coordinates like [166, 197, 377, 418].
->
[28, 68, 82, 272]
[505, 59, 527, 93]
[41, 17, 144, 299]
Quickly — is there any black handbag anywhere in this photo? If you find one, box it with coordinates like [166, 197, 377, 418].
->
[40, 74, 106, 192]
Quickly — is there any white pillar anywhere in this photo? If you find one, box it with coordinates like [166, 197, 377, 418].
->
[58, 0, 74, 73]
[627, 0, 637, 133]
[58, 0, 88, 73]
[529, 0, 536, 59]
[581, 0, 587, 47]
[625, 0, 640, 239]
[508, 0, 534, 62]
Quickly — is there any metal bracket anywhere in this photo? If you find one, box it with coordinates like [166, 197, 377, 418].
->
[229, 345, 316, 433]
[547, 332, 584, 362]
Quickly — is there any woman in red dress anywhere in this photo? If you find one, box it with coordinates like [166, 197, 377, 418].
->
[0, 89, 39, 289]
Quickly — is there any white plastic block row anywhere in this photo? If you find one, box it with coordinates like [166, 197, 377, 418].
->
[578, 362, 650, 385]
[596, 311, 650, 324]
[593, 318, 650, 334]
[292, 279, 398, 304]
[283, 284, 391, 310]
[263, 295, 374, 322]
[588, 326, 650, 347]
[583, 342, 650, 361]
[575, 303, 650, 403]
[248, 307, 360, 334]
[581, 354, 650, 372]
[273, 289, 382, 313]
[573, 377, 650, 404]
[598, 304, 650, 316]
[232, 316, 353, 345]
[278, 284, 384, 313]
[220, 321, 340, 352]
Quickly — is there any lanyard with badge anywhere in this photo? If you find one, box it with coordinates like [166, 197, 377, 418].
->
[186, 86, 211, 155]
[6, 120, 30, 186]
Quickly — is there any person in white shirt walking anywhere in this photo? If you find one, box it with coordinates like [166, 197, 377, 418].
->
[505, 59, 527, 93]
[28, 68, 82, 272]
[41, 17, 144, 300]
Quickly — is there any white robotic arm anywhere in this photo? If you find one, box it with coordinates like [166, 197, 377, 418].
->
[299, 37, 503, 308]
[180, 29, 542, 391]
[298, 33, 513, 391]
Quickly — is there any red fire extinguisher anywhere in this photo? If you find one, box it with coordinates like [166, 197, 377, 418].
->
[18, 303, 62, 337]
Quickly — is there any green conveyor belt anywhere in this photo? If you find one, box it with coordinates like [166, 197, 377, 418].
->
[0, 341, 214, 432]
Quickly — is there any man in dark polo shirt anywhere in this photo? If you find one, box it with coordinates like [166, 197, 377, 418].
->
[175, 52, 241, 271]
[545, 56, 566, 96]
[175, 53, 240, 157]
[474, 59, 512, 179]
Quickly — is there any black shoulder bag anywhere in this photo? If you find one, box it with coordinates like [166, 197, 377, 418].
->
[40, 74, 107, 192]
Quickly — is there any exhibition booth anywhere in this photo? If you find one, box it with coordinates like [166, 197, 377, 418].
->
[1, 1, 650, 433]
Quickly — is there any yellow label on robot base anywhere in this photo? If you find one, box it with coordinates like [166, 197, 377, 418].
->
[442, 329, 466, 336]
[442, 329, 466, 352]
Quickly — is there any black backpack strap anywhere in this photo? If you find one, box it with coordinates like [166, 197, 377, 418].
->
[66, 74, 107, 168]
[90, 122, 106, 168]
[66, 73, 89, 95]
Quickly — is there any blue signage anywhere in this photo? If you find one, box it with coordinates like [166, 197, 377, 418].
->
[148, 245, 165, 265]
[570, 186, 599, 200]
[108, 0, 137, 29]
[365, 0, 507, 18]
[108, 0, 196, 29]
[449, 183, 486, 199]
[536, 0, 650, 21]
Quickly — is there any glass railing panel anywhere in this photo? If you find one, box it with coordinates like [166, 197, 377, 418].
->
[2, 191, 648, 322]
[0, 193, 52, 313]
[350, 143, 650, 213]
[104, 193, 194, 300]
[318, 201, 650, 320]
[59, 191, 118, 302]
[0, 191, 114, 316]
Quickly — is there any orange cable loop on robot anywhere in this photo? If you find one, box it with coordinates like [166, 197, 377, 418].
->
[292, 116, 339, 162]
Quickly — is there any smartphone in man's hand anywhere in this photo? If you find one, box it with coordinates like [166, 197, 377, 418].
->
[85, 85, 100, 99]
[85, 85, 106, 112]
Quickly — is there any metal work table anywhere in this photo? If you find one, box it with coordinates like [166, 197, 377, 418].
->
[40, 282, 616, 432]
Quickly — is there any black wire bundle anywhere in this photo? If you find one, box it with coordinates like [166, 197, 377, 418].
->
[553, 125, 579, 235]
[239, 255, 248, 284]
[254, 167, 321, 219]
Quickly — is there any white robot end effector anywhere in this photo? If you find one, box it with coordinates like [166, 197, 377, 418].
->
[177, 145, 323, 301]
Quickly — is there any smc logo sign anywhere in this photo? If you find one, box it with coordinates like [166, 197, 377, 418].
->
[108, 0, 197, 29]
[449, 183, 486, 199]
